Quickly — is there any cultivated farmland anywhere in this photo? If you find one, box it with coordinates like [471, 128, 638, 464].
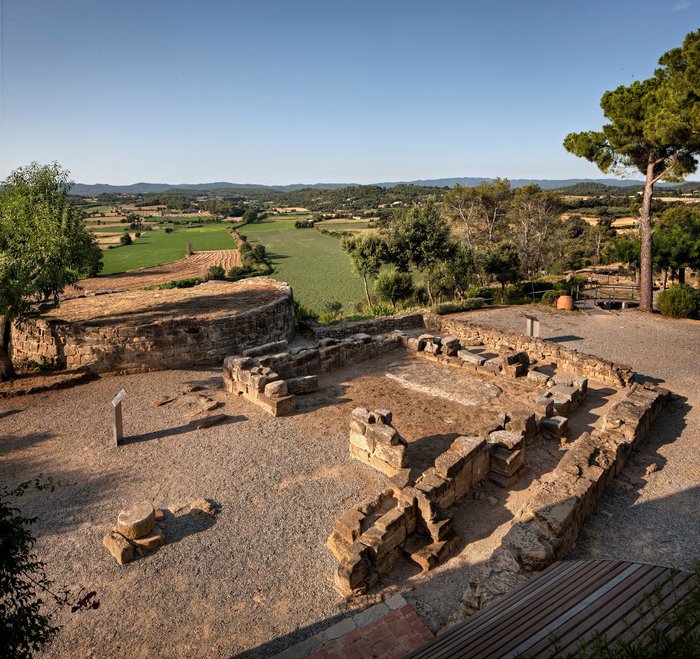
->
[243, 221, 366, 310]
[100, 225, 237, 275]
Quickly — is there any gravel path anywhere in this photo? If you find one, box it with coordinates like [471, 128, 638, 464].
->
[452, 304, 700, 571]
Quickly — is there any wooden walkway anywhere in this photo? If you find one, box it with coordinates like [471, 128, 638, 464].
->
[407, 559, 698, 658]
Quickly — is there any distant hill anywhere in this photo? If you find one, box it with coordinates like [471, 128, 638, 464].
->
[69, 177, 686, 197]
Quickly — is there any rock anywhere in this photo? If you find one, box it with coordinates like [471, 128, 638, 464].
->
[131, 527, 165, 551]
[645, 463, 659, 475]
[286, 375, 318, 394]
[154, 395, 175, 407]
[189, 498, 217, 518]
[103, 531, 134, 565]
[264, 380, 288, 398]
[486, 496, 498, 506]
[117, 502, 156, 540]
[179, 384, 206, 394]
[188, 413, 227, 429]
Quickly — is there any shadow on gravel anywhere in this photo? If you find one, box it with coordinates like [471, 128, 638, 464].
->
[121, 415, 247, 445]
[544, 334, 584, 343]
[0, 408, 24, 420]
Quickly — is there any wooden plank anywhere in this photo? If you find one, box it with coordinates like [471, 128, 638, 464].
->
[524, 563, 666, 655]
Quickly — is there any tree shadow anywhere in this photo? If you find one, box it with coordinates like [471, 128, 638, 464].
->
[0, 408, 24, 420]
[121, 414, 247, 445]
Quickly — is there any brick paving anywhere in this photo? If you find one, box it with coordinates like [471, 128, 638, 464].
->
[307, 603, 433, 659]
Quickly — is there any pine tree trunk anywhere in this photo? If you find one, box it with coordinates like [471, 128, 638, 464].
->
[0, 316, 16, 382]
[638, 160, 655, 312]
[426, 275, 434, 306]
[679, 267, 686, 285]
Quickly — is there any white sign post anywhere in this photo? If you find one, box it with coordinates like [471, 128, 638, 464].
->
[112, 388, 127, 446]
[525, 315, 540, 338]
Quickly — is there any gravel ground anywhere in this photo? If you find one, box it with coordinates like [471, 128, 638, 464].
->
[451, 304, 700, 572]
[2, 307, 696, 656]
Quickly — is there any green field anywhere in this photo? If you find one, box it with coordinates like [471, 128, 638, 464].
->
[243, 223, 365, 311]
[99, 226, 236, 275]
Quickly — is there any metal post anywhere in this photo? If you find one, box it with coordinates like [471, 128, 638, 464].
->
[112, 388, 127, 446]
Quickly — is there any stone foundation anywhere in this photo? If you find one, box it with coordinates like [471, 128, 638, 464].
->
[11, 278, 295, 375]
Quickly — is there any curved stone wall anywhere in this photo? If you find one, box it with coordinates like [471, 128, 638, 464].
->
[11, 278, 295, 375]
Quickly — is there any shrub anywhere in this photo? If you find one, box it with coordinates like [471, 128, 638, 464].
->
[163, 227, 174, 233]
[375, 271, 414, 308]
[658, 284, 699, 318]
[119, 233, 132, 246]
[134, 231, 141, 238]
[318, 312, 338, 324]
[321, 300, 343, 321]
[149, 277, 202, 290]
[541, 290, 560, 306]
[205, 265, 226, 281]
[370, 302, 394, 317]
[252, 243, 267, 262]
[293, 300, 318, 325]
[432, 298, 485, 315]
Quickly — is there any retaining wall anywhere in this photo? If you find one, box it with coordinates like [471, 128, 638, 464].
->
[11, 285, 295, 375]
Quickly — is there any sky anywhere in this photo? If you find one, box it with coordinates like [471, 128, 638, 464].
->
[1, 0, 698, 186]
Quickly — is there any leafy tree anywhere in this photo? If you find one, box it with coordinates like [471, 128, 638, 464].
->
[119, 232, 132, 246]
[483, 242, 522, 301]
[341, 234, 385, 307]
[0, 163, 102, 381]
[653, 205, 700, 284]
[433, 243, 479, 301]
[508, 185, 563, 277]
[564, 29, 700, 311]
[205, 265, 226, 281]
[382, 199, 455, 304]
[374, 270, 414, 309]
[442, 178, 511, 248]
[242, 208, 259, 223]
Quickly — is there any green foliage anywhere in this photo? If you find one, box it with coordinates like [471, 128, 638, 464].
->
[1, 479, 59, 658]
[149, 277, 202, 290]
[321, 300, 343, 322]
[654, 205, 700, 274]
[374, 270, 415, 308]
[293, 300, 319, 325]
[431, 298, 485, 314]
[119, 232, 132, 246]
[242, 208, 259, 224]
[163, 227, 174, 233]
[370, 302, 394, 317]
[541, 290, 561, 305]
[0, 162, 103, 320]
[483, 242, 522, 293]
[341, 234, 386, 306]
[658, 284, 699, 318]
[382, 199, 455, 303]
[205, 265, 226, 281]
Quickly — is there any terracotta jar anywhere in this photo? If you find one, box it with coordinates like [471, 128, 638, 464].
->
[556, 295, 575, 311]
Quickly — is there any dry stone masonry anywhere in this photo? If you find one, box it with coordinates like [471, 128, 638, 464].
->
[222, 332, 405, 416]
[11, 278, 294, 375]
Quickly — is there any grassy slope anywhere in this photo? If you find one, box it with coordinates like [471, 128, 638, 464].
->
[243, 222, 366, 311]
[99, 226, 236, 274]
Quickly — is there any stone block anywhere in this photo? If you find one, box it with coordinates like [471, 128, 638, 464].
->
[541, 415, 569, 438]
[103, 532, 134, 565]
[335, 508, 364, 543]
[352, 407, 375, 424]
[532, 396, 555, 418]
[472, 449, 490, 484]
[551, 374, 574, 387]
[367, 423, 399, 446]
[131, 527, 165, 551]
[389, 467, 416, 490]
[434, 450, 466, 480]
[441, 336, 461, 356]
[552, 396, 572, 417]
[482, 358, 503, 373]
[507, 410, 537, 440]
[527, 369, 551, 384]
[573, 376, 588, 393]
[490, 447, 525, 476]
[117, 502, 155, 540]
[374, 442, 408, 469]
[349, 431, 374, 453]
[286, 375, 318, 395]
[487, 430, 524, 450]
[264, 379, 288, 398]
[457, 350, 486, 366]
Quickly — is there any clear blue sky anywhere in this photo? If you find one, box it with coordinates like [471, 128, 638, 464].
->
[1, 0, 697, 185]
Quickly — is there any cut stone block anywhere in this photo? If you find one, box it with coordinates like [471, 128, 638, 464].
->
[335, 508, 364, 543]
[527, 369, 551, 384]
[487, 430, 524, 450]
[103, 532, 134, 565]
[117, 502, 155, 540]
[541, 415, 569, 437]
[286, 375, 318, 394]
[367, 423, 399, 446]
[457, 350, 486, 366]
[264, 379, 288, 398]
[131, 527, 165, 551]
[349, 430, 374, 453]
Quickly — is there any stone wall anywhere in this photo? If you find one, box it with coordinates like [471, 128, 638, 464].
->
[223, 332, 404, 416]
[306, 311, 425, 340]
[424, 312, 634, 388]
[452, 382, 670, 623]
[12, 287, 295, 375]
